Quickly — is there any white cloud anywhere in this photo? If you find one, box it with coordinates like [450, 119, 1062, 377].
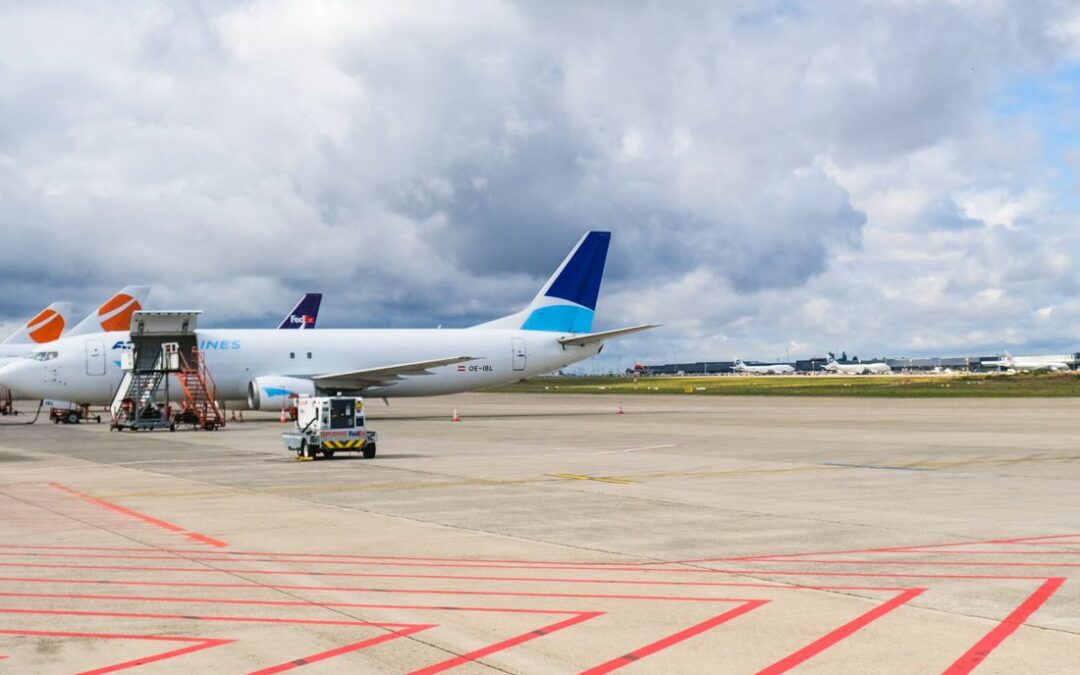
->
[0, 1, 1078, 365]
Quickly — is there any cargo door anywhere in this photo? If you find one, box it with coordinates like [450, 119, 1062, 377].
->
[511, 337, 527, 371]
[86, 339, 106, 376]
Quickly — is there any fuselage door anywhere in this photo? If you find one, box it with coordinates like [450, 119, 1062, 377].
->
[86, 339, 106, 376]
[511, 337, 527, 371]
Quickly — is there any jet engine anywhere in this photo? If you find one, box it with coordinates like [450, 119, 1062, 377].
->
[247, 376, 317, 411]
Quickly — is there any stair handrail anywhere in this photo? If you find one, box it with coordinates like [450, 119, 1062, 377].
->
[177, 346, 225, 428]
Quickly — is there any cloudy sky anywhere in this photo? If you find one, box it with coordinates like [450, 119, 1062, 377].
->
[2, 1, 1079, 368]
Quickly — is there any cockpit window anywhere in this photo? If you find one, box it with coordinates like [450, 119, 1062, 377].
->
[24, 351, 58, 361]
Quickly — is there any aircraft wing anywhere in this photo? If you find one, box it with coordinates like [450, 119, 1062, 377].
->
[557, 324, 660, 347]
[312, 356, 479, 389]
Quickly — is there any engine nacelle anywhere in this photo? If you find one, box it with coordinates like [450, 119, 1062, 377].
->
[247, 376, 317, 411]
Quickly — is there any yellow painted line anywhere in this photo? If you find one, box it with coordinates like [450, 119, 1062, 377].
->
[886, 453, 1080, 471]
[606, 465, 843, 481]
[591, 476, 637, 485]
[548, 473, 637, 484]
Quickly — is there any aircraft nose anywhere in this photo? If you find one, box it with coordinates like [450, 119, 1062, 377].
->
[0, 360, 33, 398]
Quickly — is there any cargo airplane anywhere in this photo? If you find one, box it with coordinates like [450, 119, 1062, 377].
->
[0, 232, 656, 409]
[732, 358, 794, 375]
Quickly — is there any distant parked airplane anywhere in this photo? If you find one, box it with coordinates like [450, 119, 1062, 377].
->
[823, 355, 892, 375]
[732, 358, 794, 375]
[982, 352, 1070, 372]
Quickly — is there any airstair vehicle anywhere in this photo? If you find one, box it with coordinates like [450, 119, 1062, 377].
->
[110, 311, 225, 431]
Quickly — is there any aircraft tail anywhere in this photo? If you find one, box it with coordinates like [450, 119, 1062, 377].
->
[279, 293, 322, 329]
[474, 231, 610, 333]
[67, 286, 151, 336]
[1, 302, 74, 345]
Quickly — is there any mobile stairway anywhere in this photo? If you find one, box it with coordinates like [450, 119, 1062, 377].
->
[109, 311, 225, 431]
[175, 347, 225, 430]
[109, 344, 175, 431]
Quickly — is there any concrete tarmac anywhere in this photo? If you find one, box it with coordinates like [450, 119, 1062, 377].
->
[0, 393, 1077, 673]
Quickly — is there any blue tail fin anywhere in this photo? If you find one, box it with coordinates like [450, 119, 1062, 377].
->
[474, 232, 610, 333]
[542, 231, 610, 311]
[279, 293, 322, 329]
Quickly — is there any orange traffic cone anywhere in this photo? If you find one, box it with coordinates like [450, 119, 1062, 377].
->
[279, 406, 288, 423]
[451, 408, 461, 423]
[617, 402, 625, 415]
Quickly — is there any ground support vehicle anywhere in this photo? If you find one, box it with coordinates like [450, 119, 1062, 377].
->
[282, 396, 377, 460]
[46, 399, 102, 425]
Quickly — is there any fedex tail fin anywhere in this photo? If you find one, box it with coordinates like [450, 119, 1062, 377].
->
[67, 286, 151, 336]
[475, 231, 610, 333]
[1, 302, 74, 345]
[279, 293, 322, 329]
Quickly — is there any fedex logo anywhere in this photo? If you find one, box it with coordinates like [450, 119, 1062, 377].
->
[287, 314, 315, 327]
[111, 341, 133, 351]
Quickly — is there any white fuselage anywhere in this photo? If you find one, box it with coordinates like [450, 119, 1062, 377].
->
[823, 362, 892, 375]
[733, 363, 795, 375]
[983, 358, 1070, 372]
[0, 328, 600, 405]
[0, 347, 29, 370]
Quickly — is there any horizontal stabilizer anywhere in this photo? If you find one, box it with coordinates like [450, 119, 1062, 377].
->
[557, 324, 660, 347]
[313, 355, 478, 389]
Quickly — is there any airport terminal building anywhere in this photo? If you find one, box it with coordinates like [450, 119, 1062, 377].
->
[633, 354, 1080, 375]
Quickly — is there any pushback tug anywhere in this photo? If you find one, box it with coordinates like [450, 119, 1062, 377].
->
[282, 396, 377, 461]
